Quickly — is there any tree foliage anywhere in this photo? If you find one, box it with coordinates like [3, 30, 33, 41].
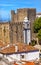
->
[33, 17, 41, 33]
[38, 29, 41, 40]
[33, 17, 41, 45]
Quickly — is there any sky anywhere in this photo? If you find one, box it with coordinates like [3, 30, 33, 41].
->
[0, 0, 41, 21]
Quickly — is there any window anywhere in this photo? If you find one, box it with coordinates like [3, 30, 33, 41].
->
[40, 50, 41, 52]
[21, 55, 24, 59]
[39, 53, 41, 58]
[27, 24, 29, 27]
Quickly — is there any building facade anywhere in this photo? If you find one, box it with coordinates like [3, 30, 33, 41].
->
[36, 13, 41, 18]
[0, 43, 39, 62]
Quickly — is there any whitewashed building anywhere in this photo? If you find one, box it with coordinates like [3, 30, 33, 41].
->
[36, 13, 41, 17]
[0, 43, 39, 62]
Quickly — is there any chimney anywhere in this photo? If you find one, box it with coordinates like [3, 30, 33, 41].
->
[13, 44, 18, 52]
[15, 45, 18, 52]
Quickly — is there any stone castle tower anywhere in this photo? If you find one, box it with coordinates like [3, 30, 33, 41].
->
[11, 8, 36, 22]
[10, 8, 36, 44]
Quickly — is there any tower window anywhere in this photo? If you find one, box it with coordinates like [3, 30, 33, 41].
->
[27, 24, 29, 27]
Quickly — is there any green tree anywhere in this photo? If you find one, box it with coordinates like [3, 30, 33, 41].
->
[34, 17, 41, 33]
[38, 29, 41, 39]
[33, 17, 41, 45]
[37, 29, 41, 45]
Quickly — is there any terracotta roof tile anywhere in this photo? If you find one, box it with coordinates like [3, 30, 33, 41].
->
[0, 40, 10, 47]
[0, 41, 5, 48]
[11, 61, 35, 65]
[0, 42, 39, 54]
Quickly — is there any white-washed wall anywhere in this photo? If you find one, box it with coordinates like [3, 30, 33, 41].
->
[36, 15, 41, 17]
[3, 51, 39, 62]
[4, 54, 20, 62]
[23, 30, 31, 45]
[23, 30, 25, 43]
[26, 51, 39, 61]
[9, 54, 20, 61]
[27, 30, 31, 44]
[19, 51, 39, 61]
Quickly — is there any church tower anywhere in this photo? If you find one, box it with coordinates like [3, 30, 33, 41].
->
[23, 17, 31, 44]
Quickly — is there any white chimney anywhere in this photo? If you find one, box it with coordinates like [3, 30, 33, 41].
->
[15, 45, 18, 52]
[0, 54, 3, 57]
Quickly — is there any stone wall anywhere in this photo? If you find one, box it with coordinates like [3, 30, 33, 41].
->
[10, 22, 23, 44]
[28, 9, 36, 39]
[11, 10, 18, 22]
[11, 8, 36, 23]
[17, 8, 28, 22]
[10, 8, 36, 43]
[0, 22, 10, 44]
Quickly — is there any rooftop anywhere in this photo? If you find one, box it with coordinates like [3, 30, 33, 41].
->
[12, 61, 35, 65]
[11, 60, 41, 65]
[36, 13, 41, 15]
[0, 42, 39, 54]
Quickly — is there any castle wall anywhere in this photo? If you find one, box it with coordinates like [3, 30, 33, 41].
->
[0, 22, 10, 44]
[17, 8, 28, 22]
[11, 10, 15, 22]
[10, 8, 36, 43]
[10, 22, 24, 44]
[11, 10, 18, 22]
[11, 8, 36, 23]
[28, 9, 36, 39]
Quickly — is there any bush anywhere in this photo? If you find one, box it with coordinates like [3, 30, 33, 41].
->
[31, 39, 37, 46]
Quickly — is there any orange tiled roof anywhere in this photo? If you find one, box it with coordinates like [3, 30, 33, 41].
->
[12, 61, 35, 65]
[22, 61, 35, 65]
[0, 40, 10, 48]
[0, 42, 39, 54]
[0, 41, 5, 47]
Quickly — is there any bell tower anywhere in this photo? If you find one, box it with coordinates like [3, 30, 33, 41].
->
[23, 17, 31, 44]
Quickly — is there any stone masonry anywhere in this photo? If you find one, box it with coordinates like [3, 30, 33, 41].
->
[0, 22, 10, 44]
[10, 22, 23, 43]
[10, 8, 36, 44]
